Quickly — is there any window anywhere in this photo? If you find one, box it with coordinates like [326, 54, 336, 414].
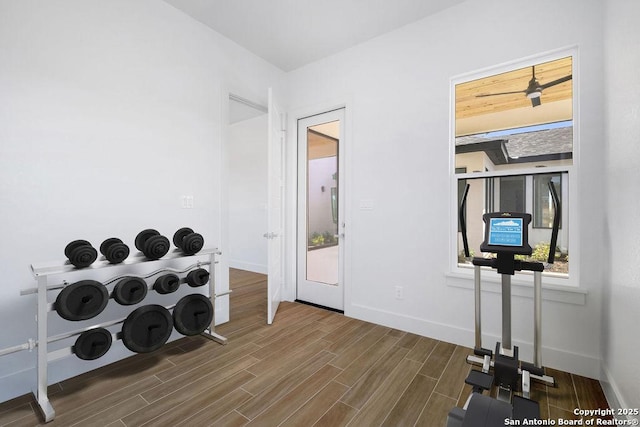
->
[533, 174, 561, 228]
[452, 50, 576, 282]
[499, 176, 525, 212]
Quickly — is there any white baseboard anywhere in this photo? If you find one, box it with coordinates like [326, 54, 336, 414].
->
[229, 260, 267, 274]
[346, 302, 602, 380]
[600, 364, 635, 420]
[0, 368, 34, 403]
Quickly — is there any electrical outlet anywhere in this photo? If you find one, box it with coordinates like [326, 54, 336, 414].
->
[394, 286, 403, 299]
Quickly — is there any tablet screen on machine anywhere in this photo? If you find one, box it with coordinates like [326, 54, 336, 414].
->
[488, 217, 523, 247]
[480, 212, 532, 255]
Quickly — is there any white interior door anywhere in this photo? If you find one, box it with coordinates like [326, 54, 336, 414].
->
[297, 109, 345, 311]
[266, 88, 285, 324]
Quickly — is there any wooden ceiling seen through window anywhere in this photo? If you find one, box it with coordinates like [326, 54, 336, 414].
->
[455, 56, 573, 136]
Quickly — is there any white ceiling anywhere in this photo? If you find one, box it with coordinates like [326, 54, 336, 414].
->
[163, 0, 464, 71]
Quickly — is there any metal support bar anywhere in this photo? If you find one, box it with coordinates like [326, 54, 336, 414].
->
[202, 250, 228, 345]
[36, 275, 54, 422]
[534, 271, 542, 367]
[0, 340, 33, 357]
[474, 265, 482, 350]
[501, 275, 511, 351]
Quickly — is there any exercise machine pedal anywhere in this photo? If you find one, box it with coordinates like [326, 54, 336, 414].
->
[465, 370, 494, 394]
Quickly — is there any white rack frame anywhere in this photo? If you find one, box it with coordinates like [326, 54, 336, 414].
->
[16, 247, 227, 422]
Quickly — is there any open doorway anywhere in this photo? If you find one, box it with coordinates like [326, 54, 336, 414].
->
[227, 94, 268, 274]
[226, 91, 285, 325]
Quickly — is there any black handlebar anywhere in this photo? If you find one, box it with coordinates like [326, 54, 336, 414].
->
[547, 181, 561, 264]
[459, 183, 470, 258]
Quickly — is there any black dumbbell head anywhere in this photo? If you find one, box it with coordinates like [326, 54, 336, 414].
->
[135, 229, 170, 260]
[144, 235, 170, 260]
[135, 229, 159, 252]
[65, 240, 92, 259]
[64, 240, 98, 268]
[100, 238, 130, 264]
[181, 233, 204, 255]
[154, 274, 181, 294]
[173, 227, 204, 255]
[186, 268, 210, 287]
[173, 228, 193, 247]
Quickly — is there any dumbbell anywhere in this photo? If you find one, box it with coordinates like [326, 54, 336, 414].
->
[134, 229, 170, 260]
[186, 268, 210, 287]
[154, 274, 181, 294]
[173, 227, 204, 255]
[99, 238, 130, 264]
[64, 240, 98, 268]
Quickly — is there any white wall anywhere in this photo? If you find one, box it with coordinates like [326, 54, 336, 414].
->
[602, 0, 640, 410]
[228, 114, 268, 273]
[285, 0, 606, 382]
[0, 0, 282, 402]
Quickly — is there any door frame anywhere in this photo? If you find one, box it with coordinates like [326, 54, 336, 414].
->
[296, 109, 345, 310]
[283, 99, 353, 314]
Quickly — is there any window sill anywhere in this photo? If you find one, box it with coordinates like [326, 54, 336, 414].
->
[445, 269, 587, 306]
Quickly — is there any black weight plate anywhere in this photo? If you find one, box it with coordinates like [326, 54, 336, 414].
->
[68, 244, 98, 268]
[135, 229, 159, 252]
[104, 242, 130, 264]
[64, 240, 91, 259]
[181, 233, 204, 255]
[172, 227, 193, 248]
[113, 277, 148, 305]
[99, 237, 122, 256]
[122, 304, 173, 353]
[142, 235, 170, 260]
[56, 280, 109, 321]
[74, 327, 112, 360]
[154, 274, 181, 294]
[186, 268, 209, 287]
[101, 237, 130, 264]
[173, 294, 213, 336]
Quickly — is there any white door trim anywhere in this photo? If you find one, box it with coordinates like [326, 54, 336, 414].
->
[297, 109, 345, 310]
[284, 98, 353, 315]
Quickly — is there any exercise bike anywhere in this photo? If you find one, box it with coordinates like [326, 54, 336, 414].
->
[447, 181, 560, 426]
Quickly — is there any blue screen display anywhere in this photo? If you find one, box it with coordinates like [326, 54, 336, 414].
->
[487, 217, 524, 247]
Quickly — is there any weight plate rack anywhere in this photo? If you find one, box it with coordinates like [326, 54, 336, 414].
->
[0, 247, 228, 423]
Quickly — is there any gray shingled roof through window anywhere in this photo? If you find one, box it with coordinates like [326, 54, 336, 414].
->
[455, 126, 573, 161]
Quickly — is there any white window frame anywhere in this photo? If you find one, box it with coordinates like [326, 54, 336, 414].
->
[449, 46, 580, 289]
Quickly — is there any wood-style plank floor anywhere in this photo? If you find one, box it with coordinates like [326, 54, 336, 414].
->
[0, 269, 611, 426]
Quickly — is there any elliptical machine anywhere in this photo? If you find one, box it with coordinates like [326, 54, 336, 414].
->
[447, 182, 561, 426]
